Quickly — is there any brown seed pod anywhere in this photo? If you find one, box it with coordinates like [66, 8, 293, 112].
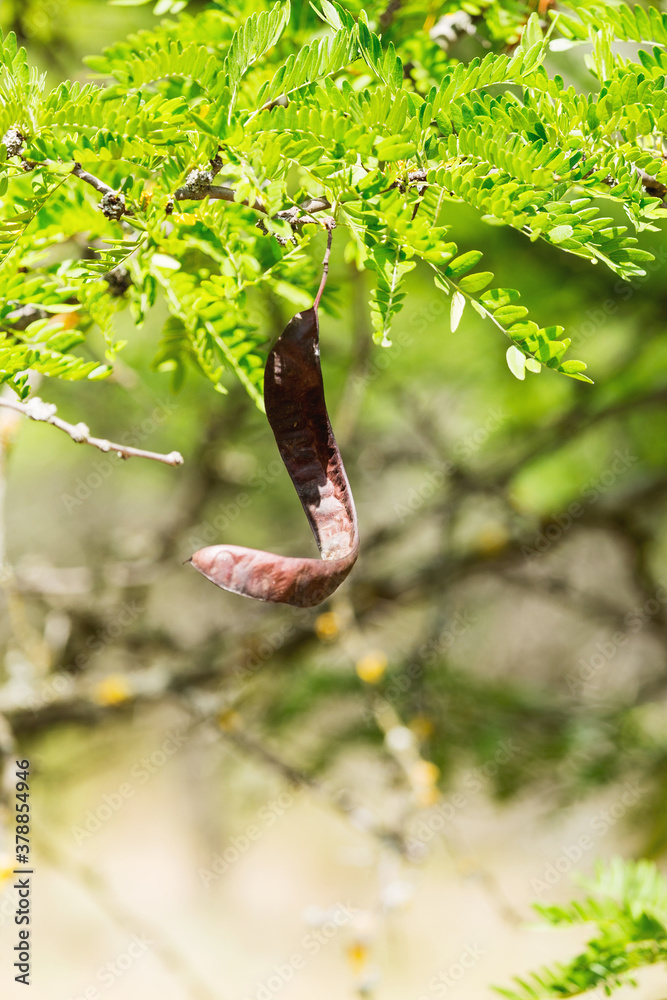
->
[190, 225, 359, 607]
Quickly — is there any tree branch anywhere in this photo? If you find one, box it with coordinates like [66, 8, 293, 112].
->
[0, 395, 184, 466]
[637, 167, 667, 206]
[215, 728, 411, 855]
[71, 162, 116, 197]
[174, 179, 268, 213]
[173, 172, 333, 228]
[72, 163, 129, 220]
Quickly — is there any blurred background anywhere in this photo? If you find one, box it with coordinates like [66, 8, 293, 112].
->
[1, 2, 667, 998]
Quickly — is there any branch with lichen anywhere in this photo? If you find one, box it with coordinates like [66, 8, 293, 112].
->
[172, 163, 332, 229]
[71, 163, 129, 219]
[0, 395, 184, 466]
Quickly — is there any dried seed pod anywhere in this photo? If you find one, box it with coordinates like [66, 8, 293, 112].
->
[190, 227, 359, 607]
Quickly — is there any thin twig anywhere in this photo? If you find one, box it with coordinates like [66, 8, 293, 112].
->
[72, 163, 131, 220]
[313, 220, 335, 310]
[0, 396, 184, 466]
[299, 196, 332, 214]
[71, 162, 116, 197]
[218, 727, 410, 854]
[173, 177, 332, 228]
[174, 182, 268, 213]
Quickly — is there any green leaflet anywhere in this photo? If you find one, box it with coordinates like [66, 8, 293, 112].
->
[0, 323, 110, 398]
[83, 3, 291, 112]
[434, 260, 591, 383]
[557, 3, 667, 48]
[224, 1, 291, 115]
[254, 20, 356, 108]
[497, 859, 667, 1000]
[365, 242, 415, 346]
[152, 267, 266, 407]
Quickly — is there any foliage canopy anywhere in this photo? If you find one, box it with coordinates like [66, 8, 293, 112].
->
[1, 0, 667, 405]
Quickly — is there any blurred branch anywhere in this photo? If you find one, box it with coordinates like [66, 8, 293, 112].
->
[217, 726, 411, 855]
[36, 834, 225, 1000]
[489, 385, 667, 489]
[500, 569, 662, 633]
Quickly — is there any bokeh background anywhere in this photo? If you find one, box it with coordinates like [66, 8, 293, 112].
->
[1, 2, 667, 997]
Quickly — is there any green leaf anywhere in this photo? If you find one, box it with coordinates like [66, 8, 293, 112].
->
[458, 271, 493, 294]
[375, 137, 417, 161]
[506, 345, 526, 380]
[549, 224, 575, 244]
[450, 291, 465, 332]
[494, 305, 529, 325]
[446, 251, 484, 281]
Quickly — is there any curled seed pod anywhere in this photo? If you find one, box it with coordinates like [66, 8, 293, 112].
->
[190, 226, 359, 607]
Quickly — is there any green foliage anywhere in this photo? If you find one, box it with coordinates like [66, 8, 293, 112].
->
[0, 0, 666, 400]
[498, 859, 667, 999]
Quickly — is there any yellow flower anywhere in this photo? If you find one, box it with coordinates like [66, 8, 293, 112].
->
[93, 674, 131, 706]
[409, 715, 434, 740]
[355, 651, 388, 684]
[412, 759, 440, 785]
[415, 784, 441, 808]
[475, 523, 509, 556]
[218, 710, 242, 731]
[315, 611, 339, 642]
[346, 941, 368, 974]
[411, 760, 441, 806]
